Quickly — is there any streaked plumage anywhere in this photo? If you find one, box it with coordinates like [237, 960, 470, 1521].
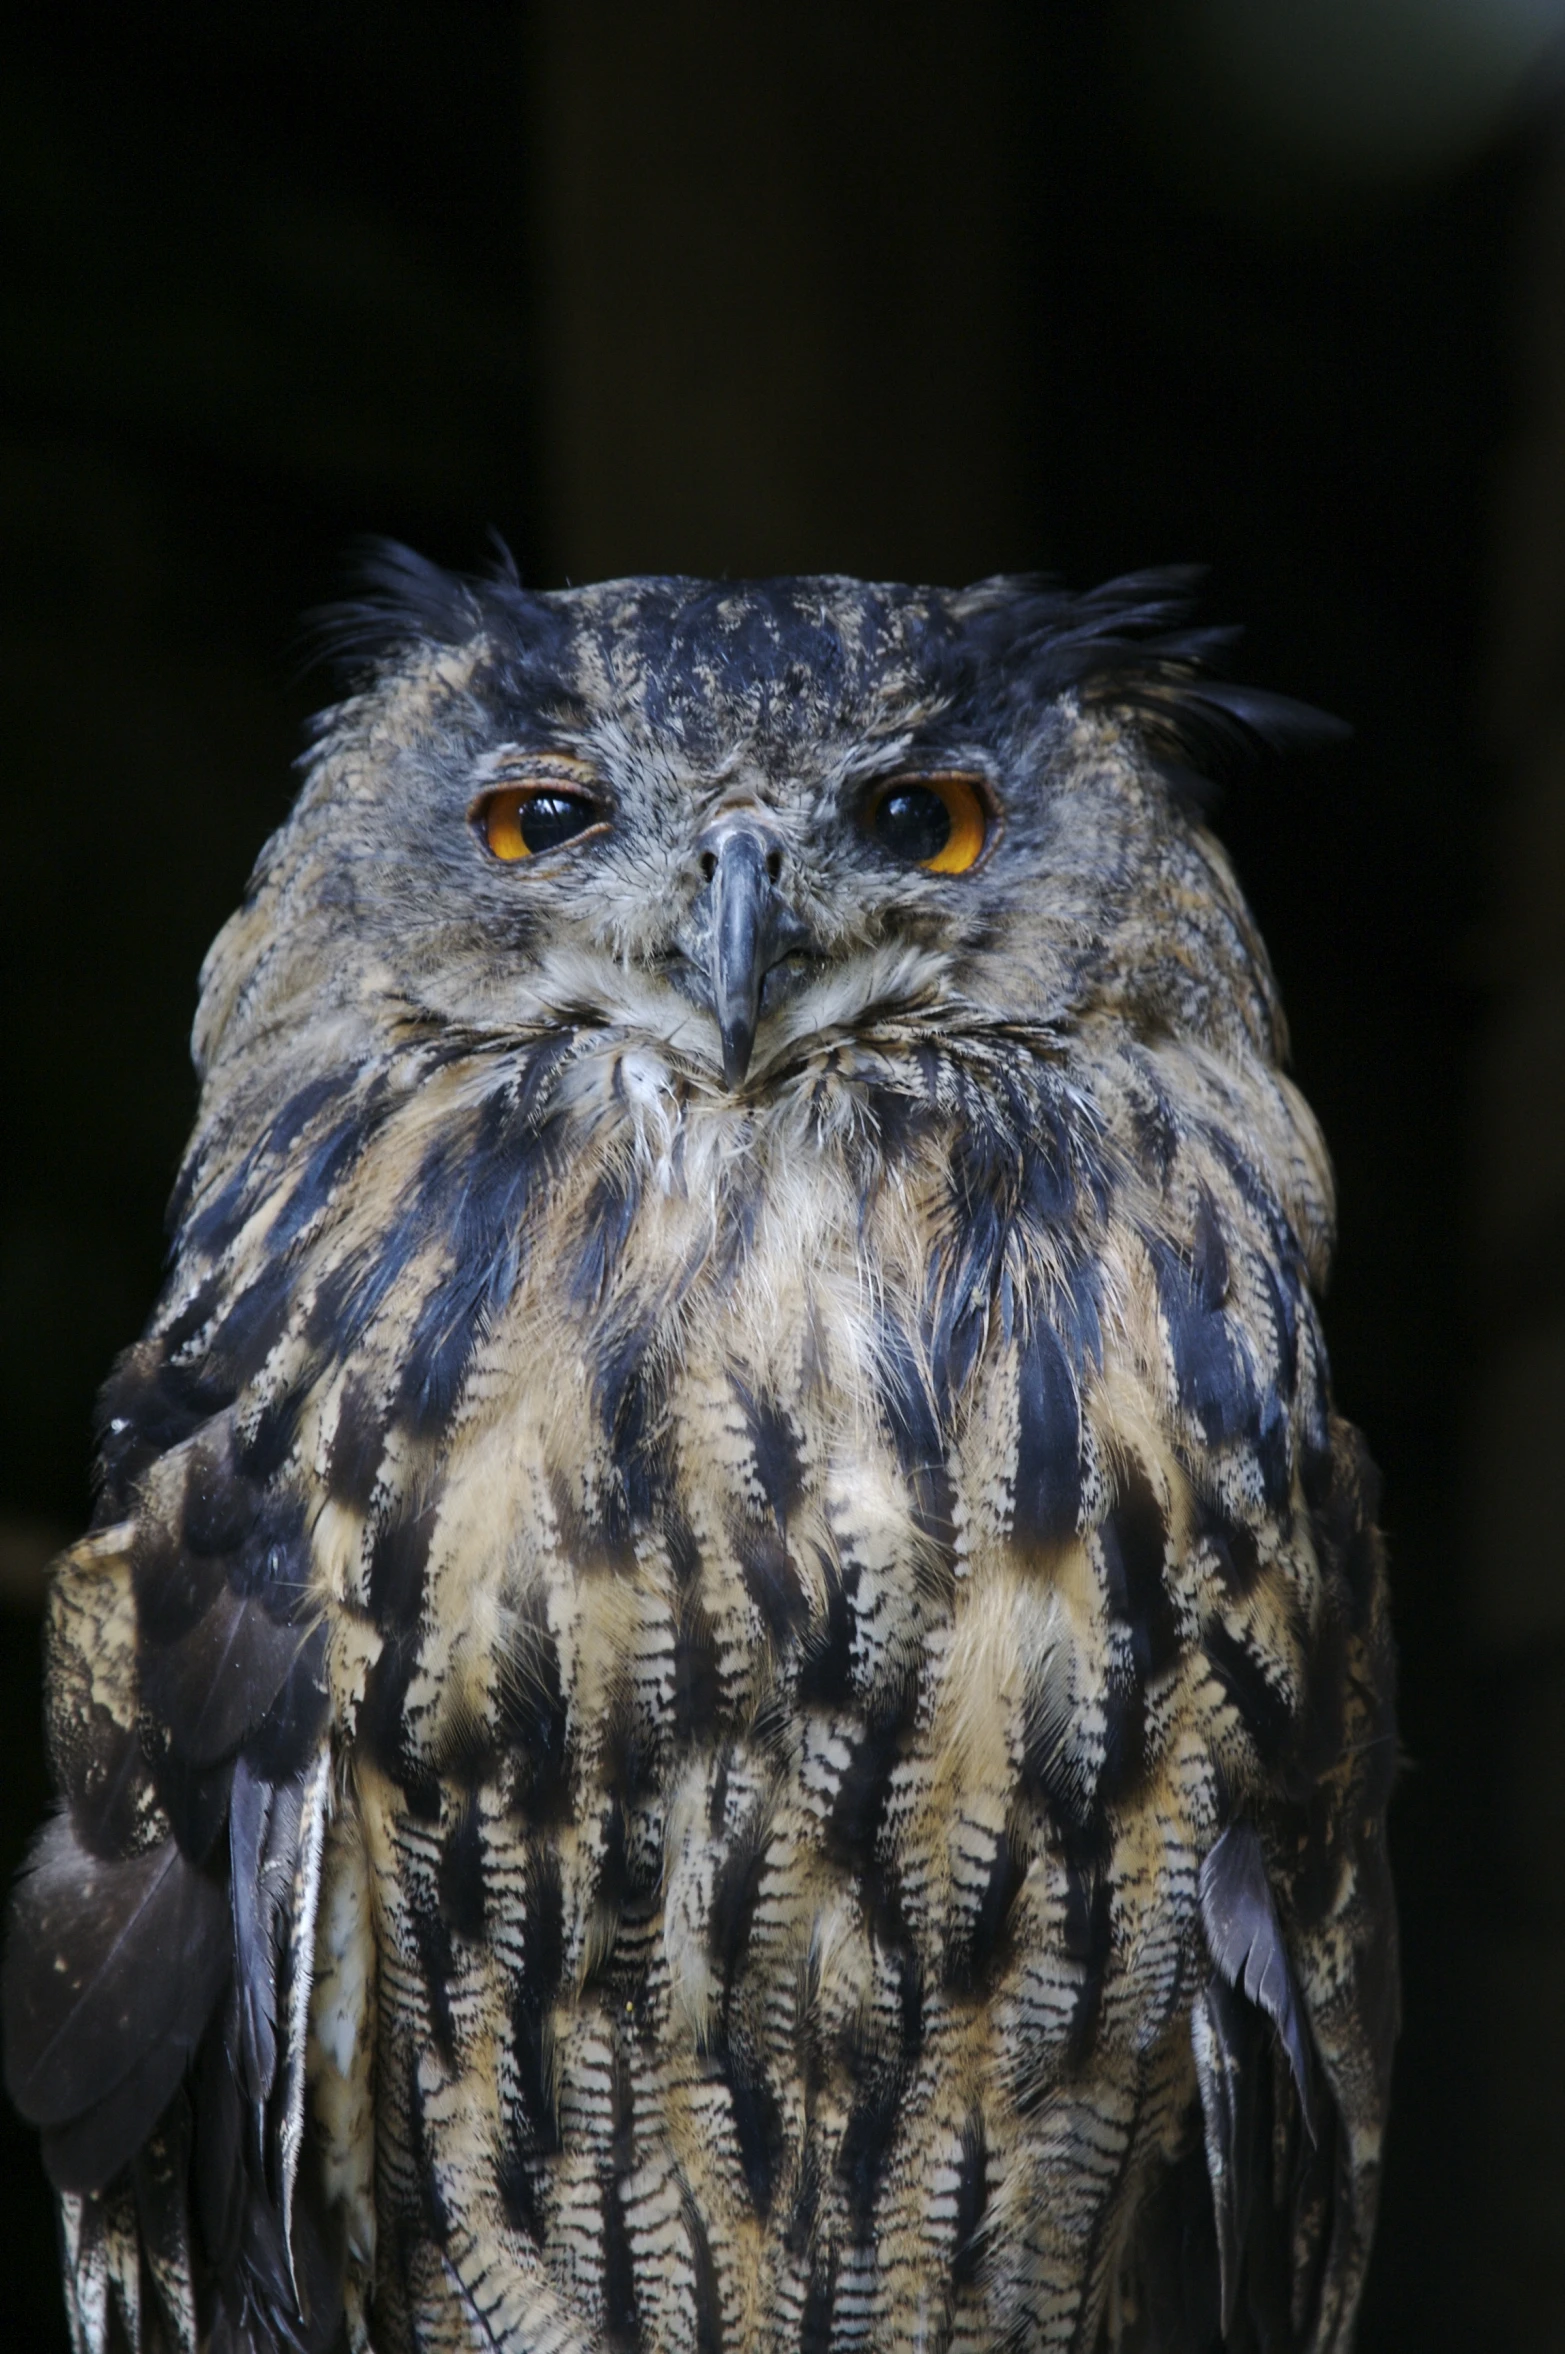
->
[4, 556, 1397, 2354]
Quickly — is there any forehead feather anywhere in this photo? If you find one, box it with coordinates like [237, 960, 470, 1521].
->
[524, 576, 949, 767]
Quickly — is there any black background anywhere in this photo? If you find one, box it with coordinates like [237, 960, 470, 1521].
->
[0, 6, 1537, 2343]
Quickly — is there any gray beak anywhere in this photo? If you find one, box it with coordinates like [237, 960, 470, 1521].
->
[694, 818, 810, 1088]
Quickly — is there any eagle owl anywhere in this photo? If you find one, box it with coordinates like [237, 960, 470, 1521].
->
[4, 555, 1397, 2354]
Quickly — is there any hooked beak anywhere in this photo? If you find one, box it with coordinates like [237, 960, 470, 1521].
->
[693, 817, 810, 1088]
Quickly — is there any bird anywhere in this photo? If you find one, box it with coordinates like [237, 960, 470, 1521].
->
[3, 550, 1398, 2354]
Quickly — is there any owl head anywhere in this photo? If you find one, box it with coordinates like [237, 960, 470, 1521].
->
[196, 548, 1324, 1102]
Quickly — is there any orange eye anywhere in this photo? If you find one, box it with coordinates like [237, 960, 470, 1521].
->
[866, 773, 989, 874]
[472, 784, 603, 861]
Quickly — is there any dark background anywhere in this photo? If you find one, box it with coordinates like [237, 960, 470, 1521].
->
[2, 5, 1559, 2344]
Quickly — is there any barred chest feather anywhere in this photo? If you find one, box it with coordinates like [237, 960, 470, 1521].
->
[13, 1015, 1395, 2354]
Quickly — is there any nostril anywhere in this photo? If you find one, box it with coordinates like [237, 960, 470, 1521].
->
[699, 850, 717, 883]
[765, 847, 783, 883]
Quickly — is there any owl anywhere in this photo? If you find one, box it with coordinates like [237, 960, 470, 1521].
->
[3, 553, 1397, 2354]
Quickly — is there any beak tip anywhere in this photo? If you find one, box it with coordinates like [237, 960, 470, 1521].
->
[719, 1025, 755, 1090]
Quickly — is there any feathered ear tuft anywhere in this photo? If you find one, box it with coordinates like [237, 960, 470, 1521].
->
[1064, 572, 1351, 811]
[1103, 668, 1351, 816]
[301, 535, 529, 682]
[953, 566, 1349, 813]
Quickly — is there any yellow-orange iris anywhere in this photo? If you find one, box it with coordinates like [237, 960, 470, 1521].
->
[920, 774, 988, 873]
[478, 787, 534, 861]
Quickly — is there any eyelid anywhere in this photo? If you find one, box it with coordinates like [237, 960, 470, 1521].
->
[465, 779, 607, 826]
[469, 750, 603, 804]
[859, 764, 998, 814]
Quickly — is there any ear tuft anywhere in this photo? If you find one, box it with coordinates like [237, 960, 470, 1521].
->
[301, 535, 536, 682]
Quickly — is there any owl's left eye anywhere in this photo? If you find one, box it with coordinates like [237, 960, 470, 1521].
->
[472, 785, 605, 861]
[864, 772, 990, 874]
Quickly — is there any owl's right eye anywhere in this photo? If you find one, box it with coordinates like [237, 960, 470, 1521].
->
[472, 785, 604, 861]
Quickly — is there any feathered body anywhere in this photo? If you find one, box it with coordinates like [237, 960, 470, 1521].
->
[4, 565, 1396, 2354]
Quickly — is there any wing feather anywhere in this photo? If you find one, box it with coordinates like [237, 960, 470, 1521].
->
[1188, 1416, 1398, 2354]
[59, 2191, 113, 2354]
[3, 1818, 229, 2152]
[138, 1591, 315, 1770]
[276, 1747, 332, 2277]
[3, 1426, 346, 2349]
[1199, 1821, 1317, 2139]
[132, 2108, 201, 2354]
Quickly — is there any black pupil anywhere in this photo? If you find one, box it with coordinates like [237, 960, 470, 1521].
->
[519, 792, 595, 853]
[872, 784, 950, 864]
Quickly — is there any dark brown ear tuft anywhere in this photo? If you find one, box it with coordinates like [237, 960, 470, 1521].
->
[299, 534, 565, 689]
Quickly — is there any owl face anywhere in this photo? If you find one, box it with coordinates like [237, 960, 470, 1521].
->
[217, 561, 1284, 1100]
